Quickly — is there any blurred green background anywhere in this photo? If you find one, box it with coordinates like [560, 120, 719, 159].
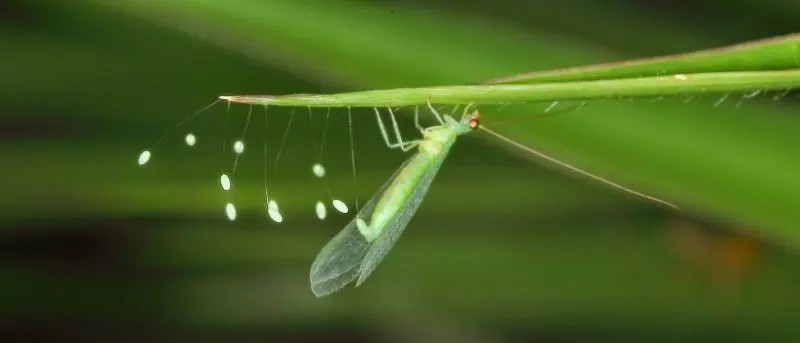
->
[3, 1, 800, 342]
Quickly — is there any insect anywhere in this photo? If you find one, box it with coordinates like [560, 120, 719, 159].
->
[309, 101, 679, 297]
[309, 102, 479, 296]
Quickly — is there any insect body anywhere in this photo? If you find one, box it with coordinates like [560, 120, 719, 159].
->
[309, 103, 479, 297]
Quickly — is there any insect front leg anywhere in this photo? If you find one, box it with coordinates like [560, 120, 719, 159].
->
[374, 107, 419, 152]
[426, 99, 446, 125]
[413, 106, 425, 134]
[415, 106, 445, 135]
[461, 103, 477, 120]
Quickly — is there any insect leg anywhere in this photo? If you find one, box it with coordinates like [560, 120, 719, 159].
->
[425, 99, 446, 125]
[415, 105, 445, 134]
[413, 106, 425, 133]
[386, 107, 421, 152]
[374, 107, 419, 152]
[461, 103, 476, 120]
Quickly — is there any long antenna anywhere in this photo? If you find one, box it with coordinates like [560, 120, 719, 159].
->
[480, 126, 678, 210]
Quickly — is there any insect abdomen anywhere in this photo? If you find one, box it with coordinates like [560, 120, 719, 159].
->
[368, 153, 435, 231]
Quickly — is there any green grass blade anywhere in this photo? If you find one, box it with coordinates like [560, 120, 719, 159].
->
[221, 70, 800, 107]
[488, 33, 800, 84]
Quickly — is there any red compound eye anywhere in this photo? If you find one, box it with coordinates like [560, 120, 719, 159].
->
[468, 116, 480, 129]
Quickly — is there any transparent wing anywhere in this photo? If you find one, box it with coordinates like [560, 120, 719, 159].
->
[309, 157, 415, 297]
[308, 215, 370, 297]
[356, 152, 449, 286]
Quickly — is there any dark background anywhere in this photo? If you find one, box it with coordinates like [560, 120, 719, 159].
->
[2, 1, 799, 342]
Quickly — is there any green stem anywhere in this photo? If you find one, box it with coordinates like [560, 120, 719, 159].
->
[222, 70, 800, 108]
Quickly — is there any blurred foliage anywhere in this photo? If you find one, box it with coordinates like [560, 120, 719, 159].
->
[2, 0, 800, 342]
